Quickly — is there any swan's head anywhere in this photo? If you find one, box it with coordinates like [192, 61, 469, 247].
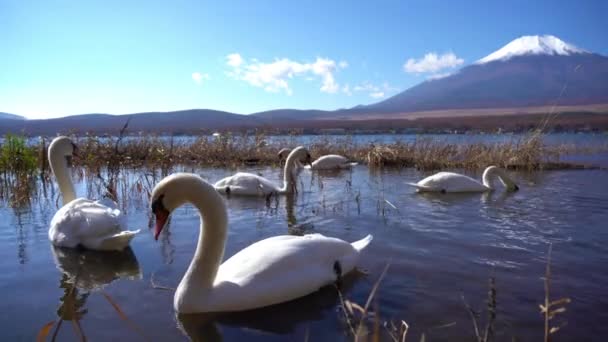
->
[277, 148, 292, 161]
[49, 136, 78, 165]
[484, 166, 519, 192]
[288, 146, 312, 167]
[150, 173, 219, 240]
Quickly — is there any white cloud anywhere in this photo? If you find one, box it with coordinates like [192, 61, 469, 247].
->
[192, 72, 210, 85]
[339, 60, 349, 69]
[370, 92, 385, 99]
[403, 52, 464, 74]
[226, 54, 343, 95]
[226, 53, 243, 67]
[427, 72, 452, 80]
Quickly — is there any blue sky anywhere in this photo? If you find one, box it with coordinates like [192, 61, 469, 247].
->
[1, 0, 606, 119]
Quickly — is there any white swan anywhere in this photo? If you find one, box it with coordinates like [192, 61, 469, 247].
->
[48, 136, 140, 251]
[214, 146, 312, 196]
[278, 148, 357, 170]
[151, 173, 373, 313]
[407, 166, 519, 193]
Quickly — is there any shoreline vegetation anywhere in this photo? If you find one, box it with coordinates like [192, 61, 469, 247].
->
[1, 129, 605, 208]
[1, 130, 605, 172]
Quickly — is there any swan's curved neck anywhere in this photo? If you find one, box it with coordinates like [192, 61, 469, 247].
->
[179, 180, 228, 293]
[481, 167, 495, 189]
[49, 148, 76, 205]
[482, 166, 516, 191]
[279, 152, 299, 194]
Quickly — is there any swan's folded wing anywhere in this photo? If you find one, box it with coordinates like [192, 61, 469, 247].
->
[406, 182, 439, 192]
[214, 172, 279, 196]
[50, 198, 137, 250]
[208, 234, 363, 312]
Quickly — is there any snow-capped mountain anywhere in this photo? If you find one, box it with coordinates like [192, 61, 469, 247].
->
[360, 35, 608, 114]
[476, 35, 588, 64]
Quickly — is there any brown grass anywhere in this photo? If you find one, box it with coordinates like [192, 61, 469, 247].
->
[0, 130, 603, 208]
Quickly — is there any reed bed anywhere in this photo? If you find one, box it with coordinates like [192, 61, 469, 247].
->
[0, 131, 600, 175]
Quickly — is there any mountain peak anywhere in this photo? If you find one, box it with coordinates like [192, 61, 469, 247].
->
[476, 35, 587, 64]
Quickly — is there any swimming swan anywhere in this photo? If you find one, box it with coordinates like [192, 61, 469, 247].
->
[48, 136, 139, 251]
[151, 173, 373, 313]
[278, 148, 357, 170]
[407, 166, 519, 193]
[214, 146, 312, 196]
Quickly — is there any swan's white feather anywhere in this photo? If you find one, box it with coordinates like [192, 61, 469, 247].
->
[214, 172, 280, 196]
[176, 233, 372, 313]
[49, 198, 140, 251]
[412, 172, 490, 193]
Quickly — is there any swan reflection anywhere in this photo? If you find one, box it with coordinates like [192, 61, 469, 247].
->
[51, 246, 142, 336]
[176, 272, 360, 342]
[51, 246, 142, 291]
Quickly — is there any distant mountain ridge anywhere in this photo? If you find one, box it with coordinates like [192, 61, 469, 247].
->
[1, 35, 607, 134]
[0, 109, 260, 135]
[0, 112, 25, 120]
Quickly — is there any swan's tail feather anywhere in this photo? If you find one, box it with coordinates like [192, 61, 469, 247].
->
[351, 234, 373, 252]
[93, 229, 140, 251]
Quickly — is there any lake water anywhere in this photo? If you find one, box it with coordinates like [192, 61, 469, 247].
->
[1, 136, 608, 341]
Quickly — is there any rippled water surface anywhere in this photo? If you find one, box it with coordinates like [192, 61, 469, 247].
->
[1, 164, 607, 341]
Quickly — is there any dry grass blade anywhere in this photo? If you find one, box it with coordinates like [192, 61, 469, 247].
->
[462, 294, 482, 342]
[336, 284, 357, 336]
[362, 262, 391, 314]
[540, 243, 571, 342]
[101, 291, 150, 341]
[385, 320, 409, 342]
[384, 199, 397, 210]
[36, 320, 56, 342]
[353, 262, 391, 340]
[70, 319, 86, 342]
[50, 320, 64, 342]
[543, 244, 552, 342]
[483, 277, 497, 342]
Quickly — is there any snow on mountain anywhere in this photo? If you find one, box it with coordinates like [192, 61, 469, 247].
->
[476, 35, 587, 64]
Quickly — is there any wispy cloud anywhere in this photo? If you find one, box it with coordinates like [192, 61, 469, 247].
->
[226, 53, 243, 67]
[427, 72, 452, 80]
[192, 72, 210, 85]
[226, 54, 344, 95]
[352, 81, 398, 99]
[403, 52, 463, 75]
